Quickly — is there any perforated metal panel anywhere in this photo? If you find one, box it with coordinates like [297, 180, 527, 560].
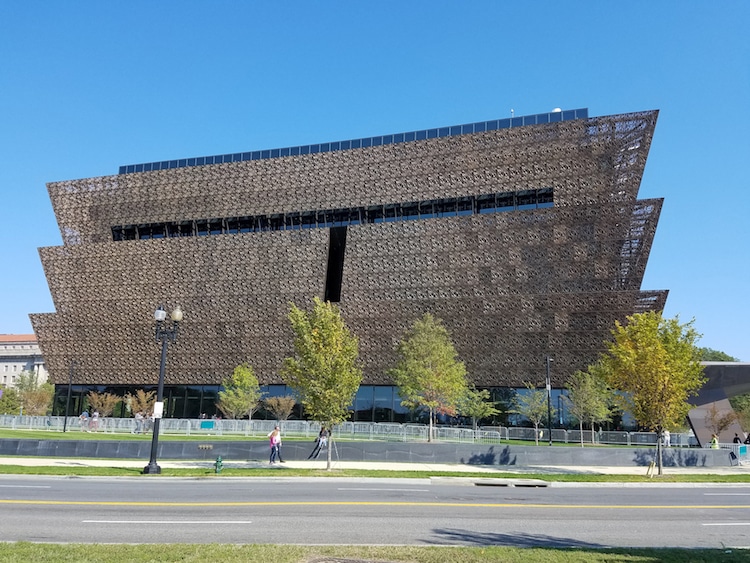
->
[31, 110, 666, 388]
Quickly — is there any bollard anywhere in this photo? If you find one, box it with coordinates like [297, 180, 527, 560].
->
[214, 456, 223, 474]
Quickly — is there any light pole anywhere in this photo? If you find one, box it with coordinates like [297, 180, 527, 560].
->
[63, 360, 75, 432]
[143, 305, 183, 475]
[545, 355, 553, 446]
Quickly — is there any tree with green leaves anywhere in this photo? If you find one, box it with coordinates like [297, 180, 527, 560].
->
[517, 382, 555, 446]
[281, 297, 362, 470]
[599, 311, 705, 475]
[216, 363, 263, 420]
[0, 386, 21, 415]
[457, 386, 499, 437]
[15, 371, 54, 416]
[699, 347, 739, 362]
[389, 313, 468, 442]
[565, 362, 613, 447]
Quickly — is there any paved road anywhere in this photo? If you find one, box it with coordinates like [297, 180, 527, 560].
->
[2, 474, 750, 548]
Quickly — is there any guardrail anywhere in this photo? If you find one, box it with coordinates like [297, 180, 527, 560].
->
[0, 415, 700, 447]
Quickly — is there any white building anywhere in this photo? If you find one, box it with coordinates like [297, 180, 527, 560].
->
[0, 334, 47, 388]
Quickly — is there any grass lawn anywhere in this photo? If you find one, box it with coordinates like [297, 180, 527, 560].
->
[0, 543, 747, 563]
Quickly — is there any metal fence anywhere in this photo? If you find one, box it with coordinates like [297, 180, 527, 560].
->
[0, 415, 701, 447]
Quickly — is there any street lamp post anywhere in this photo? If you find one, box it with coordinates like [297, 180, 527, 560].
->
[545, 355, 553, 446]
[143, 305, 183, 475]
[63, 360, 75, 433]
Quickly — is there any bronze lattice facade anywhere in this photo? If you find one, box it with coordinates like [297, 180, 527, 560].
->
[31, 108, 666, 393]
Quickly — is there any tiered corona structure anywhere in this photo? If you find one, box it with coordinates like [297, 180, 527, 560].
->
[31, 108, 666, 416]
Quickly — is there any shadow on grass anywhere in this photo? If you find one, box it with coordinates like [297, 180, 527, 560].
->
[428, 528, 607, 549]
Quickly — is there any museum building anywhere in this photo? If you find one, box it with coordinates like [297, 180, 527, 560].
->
[31, 108, 667, 421]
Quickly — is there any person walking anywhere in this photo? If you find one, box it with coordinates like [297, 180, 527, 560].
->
[733, 433, 742, 444]
[307, 426, 329, 460]
[710, 434, 720, 449]
[268, 426, 284, 464]
[79, 410, 89, 431]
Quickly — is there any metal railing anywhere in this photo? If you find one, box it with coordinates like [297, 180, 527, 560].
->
[0, 415, 700, 447]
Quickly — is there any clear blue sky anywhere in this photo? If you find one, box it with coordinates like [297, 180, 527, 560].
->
[1, 1, 748, 360]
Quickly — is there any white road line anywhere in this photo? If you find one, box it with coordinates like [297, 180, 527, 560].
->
[702, 523, 750, 526]
[704, 493, 750, 496]
[337, 488, 429, 492]
[81, 518, 252, 526]
[0, 485, 51, 488]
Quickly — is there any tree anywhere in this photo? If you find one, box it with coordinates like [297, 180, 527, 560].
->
[457, 386, 499, 436]
[699, 347, 739, 362]
[0, 387, 21, 415]
[490, 388, 518, 426]
[216, 363, 263, 420]
[729, 393, 750, 434]
[264, 395, 297, 421]
[281, 297, 362, 470]
[389, 313, 468, 442]
[599, 311, 705, 475]
[704, 403, 738, 437]
[565, 363, 613, 447]
[15, 371, 54, 416]
[125, 389, 156, 417]
[86, 391, 121, 418]
[517, 383, 555, 446]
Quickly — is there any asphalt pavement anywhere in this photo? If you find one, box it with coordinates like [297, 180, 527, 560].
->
[0, 455, 749, 475]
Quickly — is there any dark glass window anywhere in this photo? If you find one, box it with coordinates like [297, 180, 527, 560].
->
[476, 194, 496, 213]
[450, 126, 461, 135]
[517, 190, 537, 209]
[209, 220, 223, 235]
[496, 192, 515, 210]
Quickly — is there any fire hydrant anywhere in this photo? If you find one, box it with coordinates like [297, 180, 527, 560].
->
[214, 456, 223, 474]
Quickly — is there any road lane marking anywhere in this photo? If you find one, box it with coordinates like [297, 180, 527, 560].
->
[703, 523, 750, 526]
[2, 499, 750, 509]
[81, 519, 252, 526]
[0, 485, 51, 488]
[338, 488, 430, 492]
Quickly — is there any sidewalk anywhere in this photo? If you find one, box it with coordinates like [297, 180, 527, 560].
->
[1, 456, 749, 475]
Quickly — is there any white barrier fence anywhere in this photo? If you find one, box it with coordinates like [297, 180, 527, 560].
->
[0, 415, 701, 447]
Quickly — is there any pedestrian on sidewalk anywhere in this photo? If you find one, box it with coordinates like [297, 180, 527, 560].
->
[268, 425, 284, 464]
[307, 426, 329, 460]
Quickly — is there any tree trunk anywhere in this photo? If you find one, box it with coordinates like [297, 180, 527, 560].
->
[428, 409, 433, 442]
[579, 420, 584, 448]
[326, 427, 333, 471]
[534, 423, 539, 446]
[657, 430, 663, 476]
